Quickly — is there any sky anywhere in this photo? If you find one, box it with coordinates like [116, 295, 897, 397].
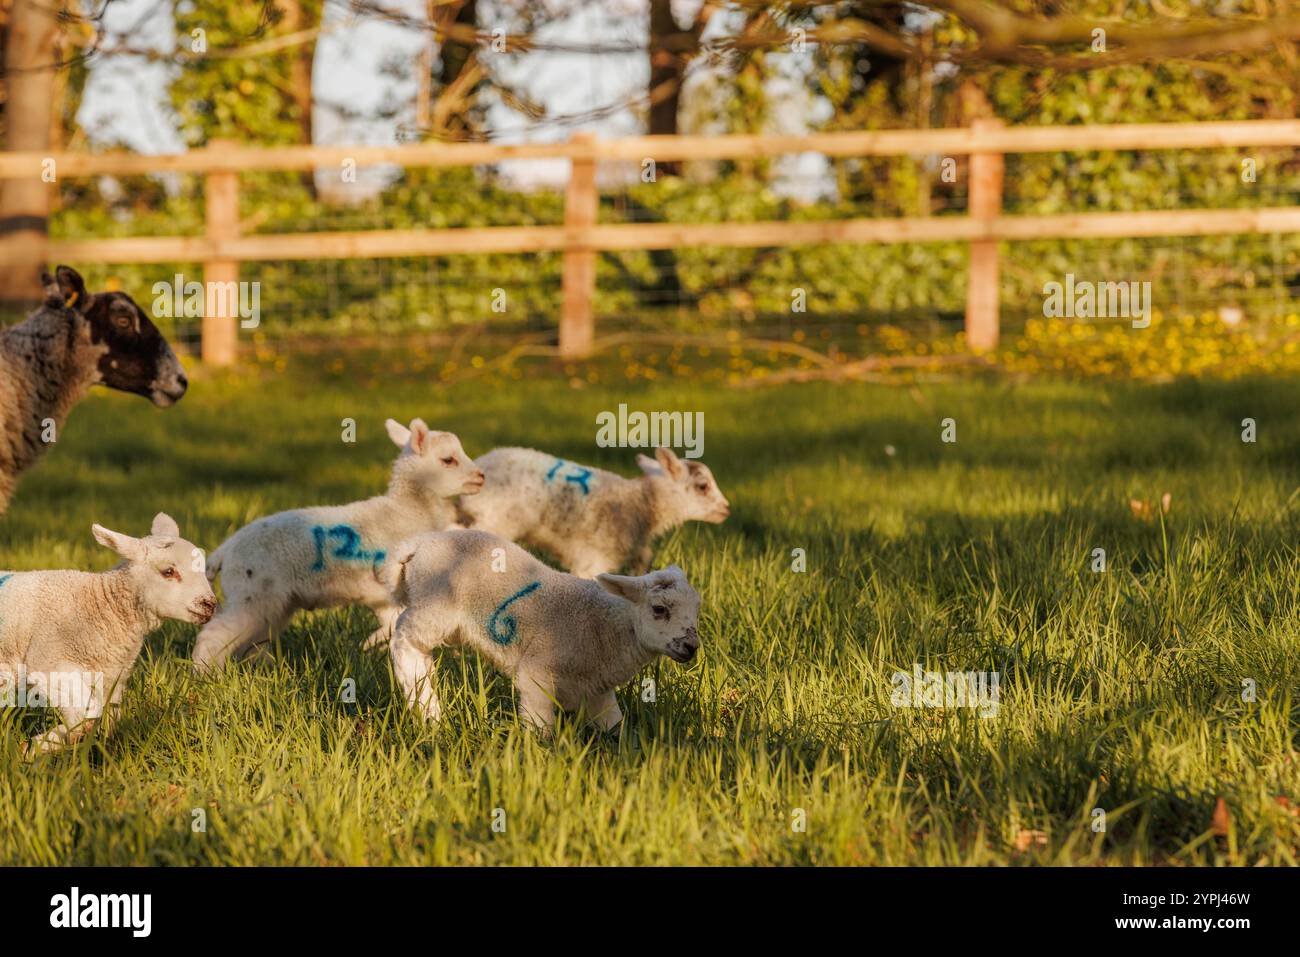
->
[76, 0, 828, 192]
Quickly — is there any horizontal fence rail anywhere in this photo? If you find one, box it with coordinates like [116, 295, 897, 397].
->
[2, 119, 1298, 363]
[43, 207, 1300, 262]
[5, 121, 1300, 177]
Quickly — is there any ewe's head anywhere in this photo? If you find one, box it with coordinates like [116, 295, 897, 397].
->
[597, 565, 702, 664]
[91, 513, 217, 625]
[637, 447, 730, 524]
[386, 418, 486, 498]
[44, 266, 189, 407]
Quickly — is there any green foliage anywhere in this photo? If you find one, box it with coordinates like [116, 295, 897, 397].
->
[170, 0, 321, 148]
[42, 0, 1299, 337]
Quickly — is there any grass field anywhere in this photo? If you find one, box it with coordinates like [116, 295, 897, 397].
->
[2, 350, 1298, 865]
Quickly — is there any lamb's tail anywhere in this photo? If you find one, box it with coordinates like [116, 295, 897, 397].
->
[376, 538, 421, 606]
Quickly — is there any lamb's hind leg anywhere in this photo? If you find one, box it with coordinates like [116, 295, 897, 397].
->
[193, 599, 289, 673]
[362, 602, 403, 651]
[566, 549, 621, 579]
[390, 608, 450, 721]
[25, 678, 107, 756]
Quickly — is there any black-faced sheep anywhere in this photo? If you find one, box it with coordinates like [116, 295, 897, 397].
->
[0, 266, 189, 513]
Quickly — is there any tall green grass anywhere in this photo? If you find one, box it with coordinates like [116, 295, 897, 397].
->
[1, 356, 1297, 864]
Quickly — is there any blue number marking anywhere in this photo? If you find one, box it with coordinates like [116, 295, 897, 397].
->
[563, 467, 593, 494]
[0, 574, 11, 589]
[487, 580, 542, 646]
[543, 458, 592, 495]
[311, 525, 385, 571]
[311, 527, 328, 570]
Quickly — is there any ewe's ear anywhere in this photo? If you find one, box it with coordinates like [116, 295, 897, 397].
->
[636, 453, 663, 476]
[41, 271, 64, 308]
[150, 512, 180, 538]
[385, 418, 411, 448]
[408, 418, 431, 455]
[654, 447, 685, 479]
[55, 265, 91, 314]
[597, 573, 644, 602]
[92, 524, 147, 562]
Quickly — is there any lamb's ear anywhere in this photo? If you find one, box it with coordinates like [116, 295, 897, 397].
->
[92, 524, 147, 562]
[385, 418, 411, 448]
[654, 446, 686, 479]
[408, 418, 431, 455]
[648, 565, 685, 591]
[636, 453, 664, 476]
[597, 572, 644, 603]
[150, 512, 180, 538]
[55, 265, 91, 314]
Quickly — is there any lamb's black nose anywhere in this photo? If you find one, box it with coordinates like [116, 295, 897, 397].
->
[176, 372, 188, 390]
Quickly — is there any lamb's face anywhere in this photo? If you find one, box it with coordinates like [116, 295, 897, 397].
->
[387, 418, 486, 497]
[597, 565, 702, 664]
[92, 514, 218, 625]
[637, 448, 730, 524]
[48, 265, 188, 407]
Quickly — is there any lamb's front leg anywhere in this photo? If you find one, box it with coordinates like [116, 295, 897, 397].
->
[25, 698, 105, 756]
[25, 721, 92, 756]
[194, 601, 287, 672]
[583, 691, 623, 732]
[516, 674, 556, 732]
[363, 602, 403, 651]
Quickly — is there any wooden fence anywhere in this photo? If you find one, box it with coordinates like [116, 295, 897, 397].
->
[2, 119, 1299, 364]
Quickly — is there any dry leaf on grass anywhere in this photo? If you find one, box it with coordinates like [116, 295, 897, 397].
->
[1129, 492, 1173, 522]
[1211, 797, 1232, 836]
[1013, 829, 1049, 852]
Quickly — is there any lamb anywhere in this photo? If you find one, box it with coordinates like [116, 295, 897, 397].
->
[382, 528, 702, 731]
[0, 513, 216, 755]
[191, 419, 485, 671]
[456, 446, 730, 577]
[0, 266, 189, 514]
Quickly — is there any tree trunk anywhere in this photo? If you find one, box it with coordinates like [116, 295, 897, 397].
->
[438, 0, 476, 88]
[0, 0, 59, 305]
[415, 0, 435, 130]
[280, 0, 317, 197]
[647, 0, 685, 175]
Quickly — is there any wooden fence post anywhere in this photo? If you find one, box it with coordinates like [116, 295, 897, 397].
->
[965, 118, 1004, 352]
[560, 132, 597, 359]
[202, 140, 240, 365]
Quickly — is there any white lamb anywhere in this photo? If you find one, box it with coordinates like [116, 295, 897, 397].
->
[382, 528, 702, 731]
[456, 446, 730, 577]
[192, 419, 484, 671]
[0, 513, 216, 755]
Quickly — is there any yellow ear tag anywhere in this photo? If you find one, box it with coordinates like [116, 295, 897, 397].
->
[64, 290, 79, 308]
